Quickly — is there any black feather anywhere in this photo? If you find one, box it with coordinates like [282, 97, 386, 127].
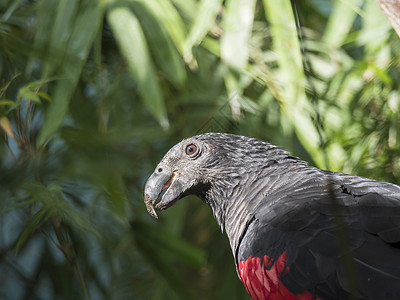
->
[150, 133, 400, 299]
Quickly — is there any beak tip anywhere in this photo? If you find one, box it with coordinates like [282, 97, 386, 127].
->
[144, 193, 159, 219]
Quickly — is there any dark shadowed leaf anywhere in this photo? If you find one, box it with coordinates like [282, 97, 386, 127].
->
[107, 5, 169, 129]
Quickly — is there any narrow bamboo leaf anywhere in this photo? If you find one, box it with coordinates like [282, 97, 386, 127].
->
[46, 186, 101, 238]
[291, 113, 326, 168]
[184, 0, 223, 63]
[263, 0, 325, 168]
[0, 116, 14, 138]
[1, 0, 25, 21]
[263, 0, 304, 104]
[359, 0, 391, 56]
[18, 89, 41, 103]
[38, 79, 74, 146]
[0, 100, 16, 107]
[132, 2, 187, 88]
[43, 0, 79, 77]
[0, 72, 20, 97]
[201, 36, 220, 56]
[224, 70, 243, 119]
[12, 183, 101, 255]
[37, 91, 52, 103]
[220, 0, 256, 118]
[140, 0, 186, 55]
[15, 207, 50, 254]
[171, 0, 197, 19]
[246, 55, 286, 103]
[107, 6, 169, 128]
[369, 64, 392, 85]
[323, 0, 363, 47]
[29, 183, 100, 238]
[221, 0, 256, 70]
[103, 168, 128, 217]
[38, 2, 103, 146]
[17, 80, 54, 104]
[26, 0, 59, 75]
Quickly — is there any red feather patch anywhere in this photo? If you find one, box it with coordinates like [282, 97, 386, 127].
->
[238, 252, 319, 300]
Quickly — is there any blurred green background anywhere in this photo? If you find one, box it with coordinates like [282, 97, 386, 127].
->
[1, 0, 400, 299]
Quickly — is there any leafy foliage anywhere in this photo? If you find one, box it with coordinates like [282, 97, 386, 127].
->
[1, 0, 399, 299]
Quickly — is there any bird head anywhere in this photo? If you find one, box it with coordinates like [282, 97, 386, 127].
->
[144, 133, 223, 218]
[144, 133, 290, 221]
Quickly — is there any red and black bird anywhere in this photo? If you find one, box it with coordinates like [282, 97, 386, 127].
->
[144, 133, 400, 299]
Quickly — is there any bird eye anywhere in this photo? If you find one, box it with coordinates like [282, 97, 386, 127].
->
[185, 144, 200, 158]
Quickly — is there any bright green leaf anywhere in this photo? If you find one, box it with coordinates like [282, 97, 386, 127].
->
[323, 0, 363, 47]
[221, 0, 256, 70]
[263, 0, 326, 168]
[184, 0, 223, 63]
[0, 116, 14, 138]
[140, 0, 186, 55]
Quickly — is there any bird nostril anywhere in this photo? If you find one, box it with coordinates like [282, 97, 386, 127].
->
[158, 167, 163, 173]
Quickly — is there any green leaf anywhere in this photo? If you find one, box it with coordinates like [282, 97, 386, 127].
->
[1, 0, 24, 21]
[15, 207, 51, 254]
[132, 2, 187, 88]
[263, 0, 326, 168]
[37, 1, 103, 146]
[0, 72, 20, 98]
[201, 36, 220, 56]
[42, 0, 79, 77]
[37, 91, 53, 103]
[107, 5, 169, 128]
[323, 0, 363, 47]
[221, 0, 256, 70]
[140, 0, 187, 55]
[19, 89, 41, 103]
[263, 0, 304, 103]
[184, 0, 223, 63]
[0, 116, 14, 138]
[0, 100, 16, 106]
[224, 70, 243, 119]
[171, 0, 198, 19]
[17, 79, 55, 104]
[358, 0, 391, 56]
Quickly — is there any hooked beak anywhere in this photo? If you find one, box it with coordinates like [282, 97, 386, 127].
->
[144, 166, 185, 219]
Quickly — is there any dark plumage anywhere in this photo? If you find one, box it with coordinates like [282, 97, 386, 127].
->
[144, 133, 400, 299]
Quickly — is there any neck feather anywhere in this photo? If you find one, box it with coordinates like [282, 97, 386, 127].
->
[201, 153, 307, 261]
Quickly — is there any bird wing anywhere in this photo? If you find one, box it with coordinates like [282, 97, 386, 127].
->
[236, 170, 400, 300]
